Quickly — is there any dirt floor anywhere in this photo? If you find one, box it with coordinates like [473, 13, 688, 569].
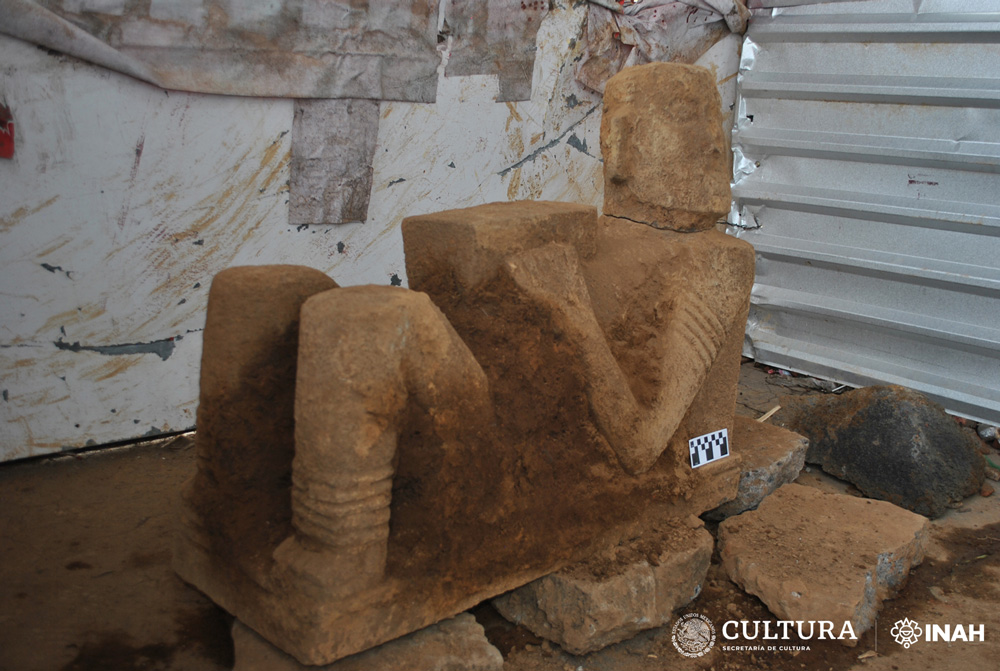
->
[1, 363, 997, 671]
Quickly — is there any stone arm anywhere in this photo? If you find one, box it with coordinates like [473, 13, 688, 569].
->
[504, 242, 743, 476]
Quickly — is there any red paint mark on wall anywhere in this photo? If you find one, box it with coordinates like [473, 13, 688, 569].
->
[0, 104, 13, 159]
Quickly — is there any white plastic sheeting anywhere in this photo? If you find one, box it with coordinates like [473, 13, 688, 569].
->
[730, 0, 1000, 424]
[577, 0, 748, 92]
[0, 2, 743, 462]
[0, 0, 442, 100]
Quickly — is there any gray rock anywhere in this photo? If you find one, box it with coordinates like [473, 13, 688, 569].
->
[232, 614, 503, 671]
[492, 517, 713, 654]
[703, 416, 808, 520]
[978, 424, 997, 441]
[773, 386, 984, 518]
[719, 483, 929, 646]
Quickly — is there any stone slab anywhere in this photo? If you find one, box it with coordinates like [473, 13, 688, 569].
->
[703, 417, 808, 521]
[492, 516, 713, 654]
[232, 614, 503, 671]
[718, 483, 929, 646]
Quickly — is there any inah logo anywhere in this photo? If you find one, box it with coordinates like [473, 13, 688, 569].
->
[892, 618, 922, 648]
[672, 613, 716, 658]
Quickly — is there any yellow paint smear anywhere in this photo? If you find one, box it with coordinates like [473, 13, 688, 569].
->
[505, 102, 523, 132]
[1, 195, 60, 234]
[38, 304, 107, 337]
[506, 167, 523, 201]
[87, 356, 142, 383]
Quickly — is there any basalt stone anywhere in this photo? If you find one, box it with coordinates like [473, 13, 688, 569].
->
[773, 386, 985, 518]
[719, 483, 929, 646]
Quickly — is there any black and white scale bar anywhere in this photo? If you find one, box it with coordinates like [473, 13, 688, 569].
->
[689, 428, 730, 469]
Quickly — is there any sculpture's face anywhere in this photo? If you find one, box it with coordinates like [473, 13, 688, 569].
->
[600, 63, 731, 232]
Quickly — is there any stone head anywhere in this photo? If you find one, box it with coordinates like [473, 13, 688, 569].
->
[600, 62, 731, 232]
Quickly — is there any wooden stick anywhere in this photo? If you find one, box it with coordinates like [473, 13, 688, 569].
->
[757, 405, 781, 423]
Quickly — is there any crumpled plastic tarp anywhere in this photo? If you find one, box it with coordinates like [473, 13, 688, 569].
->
[443, 0, 550, 102]
[2, 0, 755, 101]
[0, 0, 442, 101]
[577, 0, 750, 93]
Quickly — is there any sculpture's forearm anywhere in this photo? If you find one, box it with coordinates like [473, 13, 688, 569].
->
[504, 243, 731, 475]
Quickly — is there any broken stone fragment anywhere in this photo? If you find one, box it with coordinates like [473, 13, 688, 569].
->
[772, 386, 985, 518]
[977, 424, 997, 441]
[492, 517, 713, 654]
[703, 416, 808, 521]
[232, 614, 503, 671]
[718, 483, 929, 646]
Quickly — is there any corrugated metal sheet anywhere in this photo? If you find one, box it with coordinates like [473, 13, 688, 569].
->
[730, 0, 1000, 424]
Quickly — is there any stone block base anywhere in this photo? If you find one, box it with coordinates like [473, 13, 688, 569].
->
[232, 614, 503, 671]
[492, 516, 713, 654]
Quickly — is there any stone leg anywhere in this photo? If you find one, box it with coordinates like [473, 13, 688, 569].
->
[180, 265, 338, 562]
[273, 286, 491, 597]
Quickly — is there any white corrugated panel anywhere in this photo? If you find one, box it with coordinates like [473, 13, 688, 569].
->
[731, 0, 1000, 424]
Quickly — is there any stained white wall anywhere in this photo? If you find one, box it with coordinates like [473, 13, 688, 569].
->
[0, 3, 739, 461]
[0, 36, 299, 459]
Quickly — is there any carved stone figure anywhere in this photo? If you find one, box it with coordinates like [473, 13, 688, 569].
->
[174, 62, 754, 665]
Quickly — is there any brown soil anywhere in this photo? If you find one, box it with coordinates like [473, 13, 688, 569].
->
[1, 363, 996, 670]
[0, 436, 233, 671]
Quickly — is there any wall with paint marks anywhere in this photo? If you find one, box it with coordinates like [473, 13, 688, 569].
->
[0, 2, 740, 462]
[0, 36, 302, 460]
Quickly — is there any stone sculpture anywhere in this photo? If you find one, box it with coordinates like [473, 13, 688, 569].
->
[174, 62, 755, 665]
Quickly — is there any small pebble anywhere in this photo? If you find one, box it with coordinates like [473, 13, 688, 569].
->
[985, 466, 1000, 482]
[978, 424, 998, 441]
[981, 483, 994, 498]
[928, 585, 950, 603]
